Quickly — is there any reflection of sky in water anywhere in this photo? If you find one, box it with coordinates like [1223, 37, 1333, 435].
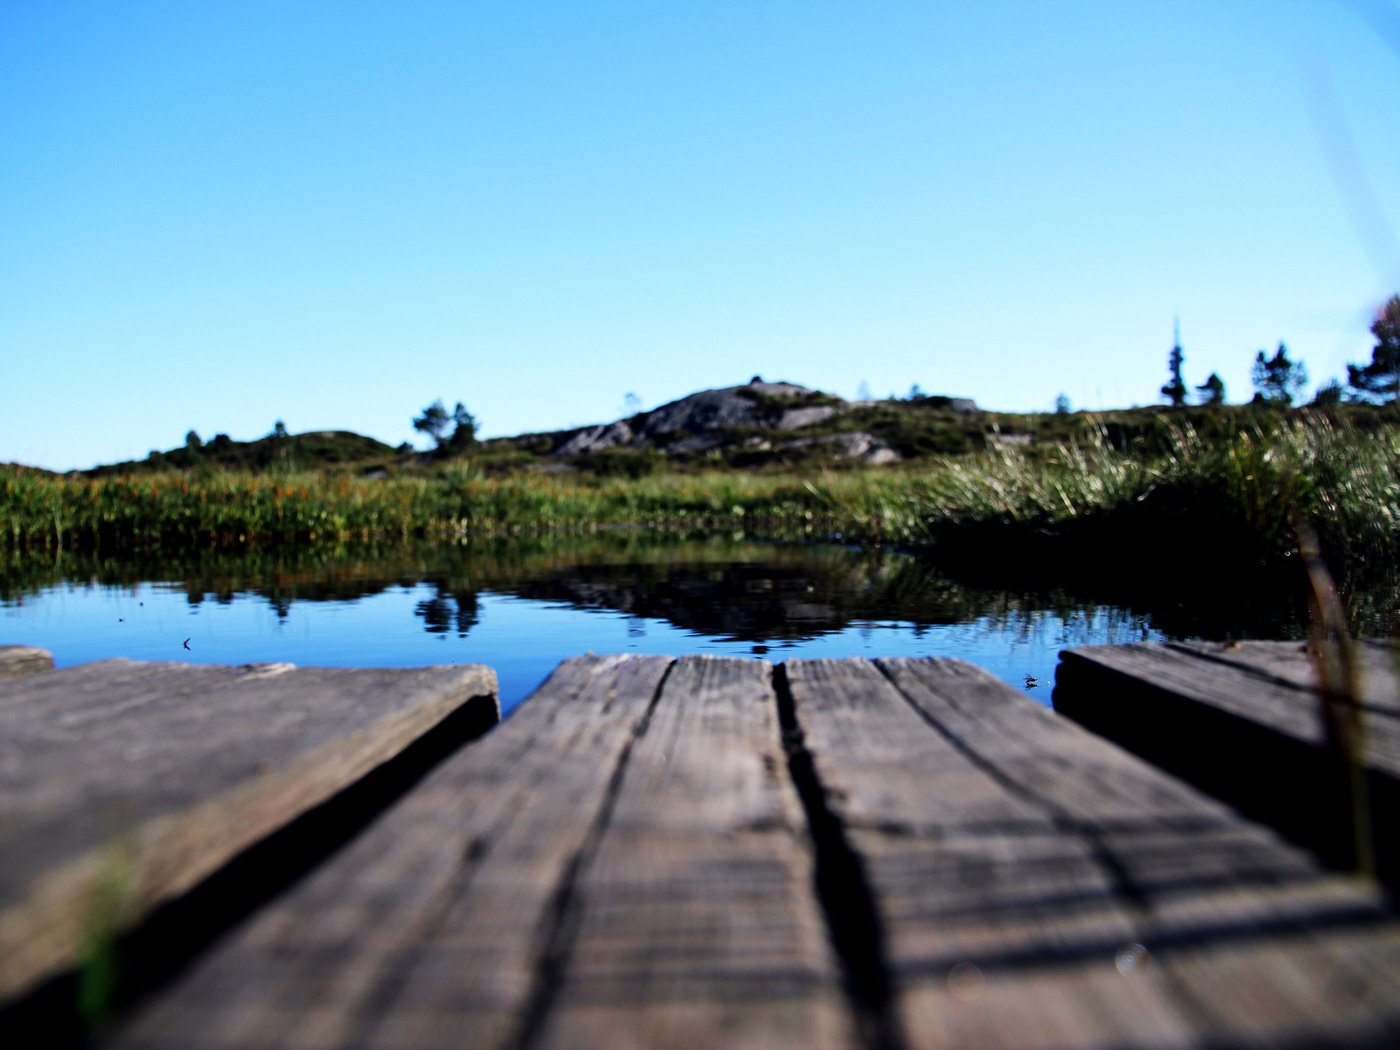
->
[2, 580, 1160, 714]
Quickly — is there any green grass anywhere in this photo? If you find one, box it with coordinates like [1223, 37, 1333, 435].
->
[881, 413, 1400, 589]
[5, 412, 1398, 592]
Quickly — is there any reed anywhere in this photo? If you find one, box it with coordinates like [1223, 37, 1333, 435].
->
[4, 413, 1397, 587]
[882, 413, 1400, 582]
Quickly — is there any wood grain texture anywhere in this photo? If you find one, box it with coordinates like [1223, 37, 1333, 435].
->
[787, 656, 1400, 1048]
[0, 659, 498, 1004]
[1168, 639, 1400, 715]
[111, 654, 851, 1050]
[86, 652, 1400, 1049]
[109, 654, 671, 1049]
[784, 657, 1185, 1049]
[0, 645, 54, 681]
[1056, 641, 1400, 761]
[532, 655, 850, 1050]
[1055, 641, 1400, 883]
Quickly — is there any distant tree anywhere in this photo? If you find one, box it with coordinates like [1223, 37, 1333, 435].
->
[1347, 294, 1400, 404]
[1312, 380, 1344, 406]
[1251, 343, 1308, 405]
[1054, 393, 1072, 414]
[1195, 373, 1226, 406]
[445, 402, 478, 452]
[1160, 327, 1186, 407]
[856, 380, 873, 402]
[622, 391, 642, 416]
[185, 430, 203, 450]
[908, 383, 925, 400]
[268, 419, 294, 469]
[413, 400, 453, 448]
[396, 441, 414, 455]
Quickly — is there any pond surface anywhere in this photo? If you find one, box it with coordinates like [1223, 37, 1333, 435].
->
[0, 534, 1315, 714]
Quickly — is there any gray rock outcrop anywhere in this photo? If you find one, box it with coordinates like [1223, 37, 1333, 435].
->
[637, 379, 818, 440]
[782, 431, 900, 465]
[553, 421, 636, 456]
[542, 377, 972, 462]
[775, 406, 838, 430]
[551, 378, 836, 456]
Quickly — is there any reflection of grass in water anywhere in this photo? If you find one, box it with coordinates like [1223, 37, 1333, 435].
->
[1, 531, 825, 605]
[3, 413, 1398, 609]
[2, 530, 1187, 651]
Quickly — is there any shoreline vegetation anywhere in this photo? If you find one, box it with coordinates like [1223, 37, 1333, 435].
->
[4, 410, 1398, 602]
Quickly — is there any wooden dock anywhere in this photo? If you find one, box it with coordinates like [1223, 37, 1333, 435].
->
[3, 647, 1400, 1047]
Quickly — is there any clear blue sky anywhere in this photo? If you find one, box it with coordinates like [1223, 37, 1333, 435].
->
[4, 1, 1399, 471]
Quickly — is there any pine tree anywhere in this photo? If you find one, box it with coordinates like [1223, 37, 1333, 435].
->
[1251, 343, 1308, 405]
[1347, 294, 1400, 404]
[446, 402, 479, 452]
[1312, 380, 1344, 406]
[1195, 373, 1225, 406]
[413, 401, 452, 447]
[1161, 322, 1186, 407]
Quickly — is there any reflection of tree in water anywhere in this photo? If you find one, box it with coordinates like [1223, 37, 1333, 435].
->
[500, 558, 959, 643]
[413, 582, 480, 637]
[7, 531, 1396, 642]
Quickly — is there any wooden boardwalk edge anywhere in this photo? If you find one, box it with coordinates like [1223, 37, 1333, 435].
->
[1054, 641, 1400, 885]
[0, 661, 499, 1010]
[93, 654, 1400, 1050]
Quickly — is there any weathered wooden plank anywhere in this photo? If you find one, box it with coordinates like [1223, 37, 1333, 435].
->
[110, 654, 852, 1050]
[1056, 642, 1400, 758]
[882, 657, 1400, 1046]
[1169, 638, 1400, 715]
[107, 655, 671, 1048]
[531, 655, 851, 1050]
[1054, 641, 1400, 883]
[786, 656, 1400, 1048]
[0, 645, 54, 681]
[784, 657, 1194, 1048]
[0, 659, 498, 1005]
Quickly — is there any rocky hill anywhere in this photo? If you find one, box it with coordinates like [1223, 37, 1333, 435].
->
[77, 378, 986, 477]
[517, 377, 981, 470]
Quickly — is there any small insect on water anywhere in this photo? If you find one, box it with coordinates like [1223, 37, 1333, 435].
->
[1024, 673, 1039, 689]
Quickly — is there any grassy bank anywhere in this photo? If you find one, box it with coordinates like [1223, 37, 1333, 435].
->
[4, 413, 1398, 588]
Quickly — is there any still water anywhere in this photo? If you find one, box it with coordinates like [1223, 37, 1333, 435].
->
[2, 533, 1299, 714]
